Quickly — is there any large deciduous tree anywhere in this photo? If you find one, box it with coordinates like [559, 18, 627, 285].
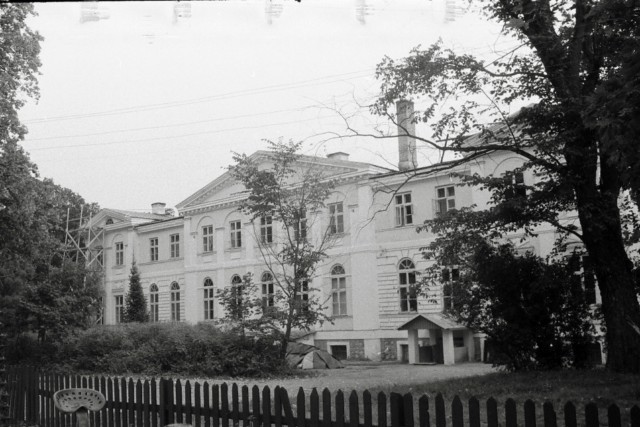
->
[228, 139, 336, 358]
[371, 0, 640, 372]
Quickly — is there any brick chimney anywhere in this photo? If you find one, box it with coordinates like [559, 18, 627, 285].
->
[396, 100, 417, 171]
[151, 202, 166, 215]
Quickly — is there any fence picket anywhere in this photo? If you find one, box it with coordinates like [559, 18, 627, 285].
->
[166, 378, 176, 426]
[274, 386, 283, 427]
[585, 403, 598, 427]
[486, 397, 498, 427]
[452, 395, 463, 427]
[232, 382, 239, 427]
[151, 378, 158, 427]
[418, 395, 430, 427]
[252, 386, 261, 427]
[564, 402, 576, 427]
[404, 393, 414, 427]
[608, 404, 621, 427]
[297, 388, 306, 427]
[222, 383, 230, 427]
[136, 379, 143, 427]
[159, 379, 167, 427]
[280, 387, 296, 427]
[336, 390, 345, 427]
[186, 380, 193, 425]
[322, 389, 332, 427]
[543, 401, 557, 427]
[242, 385, 250, 427]
[128, 378, 135, 426]
[524, 399, 536, 427]
[195, 382, 202, 427]
[349, 390, 359, 427]
[363, 390, 373, 427]
[377, 391, 387, 427]
[468, 397, 479, 427]
[435, 393, 446, 427]
[121, 376, 129, 427]
[262, 386, 271, 427]
[204, 382, 212, 427]
[310, 388, 320, 427]
[212, 383, 220, 427]
[505, 398, 517, 427]
[144, 380, 151, 427]
[176, 379, 184, 424]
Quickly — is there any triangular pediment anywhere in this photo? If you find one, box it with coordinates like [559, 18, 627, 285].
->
[176, 150, 383, 212]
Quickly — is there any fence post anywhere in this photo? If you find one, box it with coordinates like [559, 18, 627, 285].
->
[390, 392, 404, 427]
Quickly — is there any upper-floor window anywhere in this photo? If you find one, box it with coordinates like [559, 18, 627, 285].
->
[442, 267, 460, 310]
[504, 171, 526, 199]
[203, 278, 214, 320]
[202, 225, 214, 253]
[435, 186, 456, 215]
[150, 237, 159, 262]
[115, 242, 124, 266]
[260, 216, 273, 244]
[230, 220, 242, 248]
[395, 193, 413, 226]
[399, 259, 417, 312]
[149, 283, 159, 322]
[328, 202, 344, 234]
[331, 265, 347, 316]
[295, 211, 307, 242]
[295, 280, 310, 313]
[261, 272, 275, 311]
[170, 234, 180, 258]
[170, 282, 181, 321]
[115, 295, 124, 324]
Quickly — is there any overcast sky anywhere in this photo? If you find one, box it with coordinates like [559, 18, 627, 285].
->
[19, 0, 517, 212]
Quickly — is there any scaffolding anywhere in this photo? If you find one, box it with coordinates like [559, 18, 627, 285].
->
[63, 206, 105, 324]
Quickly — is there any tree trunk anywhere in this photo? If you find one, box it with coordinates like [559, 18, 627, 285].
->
[576, 189, 640, 373]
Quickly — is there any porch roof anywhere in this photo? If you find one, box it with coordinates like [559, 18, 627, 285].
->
[397, 313, 467, 331]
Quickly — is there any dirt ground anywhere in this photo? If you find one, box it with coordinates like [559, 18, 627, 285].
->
[222, 362, 497, 394]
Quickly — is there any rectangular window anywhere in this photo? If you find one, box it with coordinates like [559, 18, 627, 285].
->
[442, 267, 460, 310]
[202, 225, 214, 253]
[330, 345, 348, 361]
[170, 234, 180, 258]
[115, 295, 124, 324]
[399, 271, 417, 312]
[262, 282, 275, 309]
[149, 293, 159, 322]
[171, 290, 180, 321]
[332, 276, 347, 316]
[395, 193, 413, 226]
[295, 211, 307, 241]
[230, 220, 242, 248]
[295, 281, 309, 313]
[150, 237, 158, 261]
[435, 186, 456, 215]
[329, 202, 344, 234]
[504, 171, 526, 199]
[260, 216, 273, 244]
[204, 286, 214, 320]
[115, 242, 124, 266]
[570, 254, 597, 305]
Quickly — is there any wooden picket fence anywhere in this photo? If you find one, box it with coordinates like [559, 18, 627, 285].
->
[5, 366, 640, 427]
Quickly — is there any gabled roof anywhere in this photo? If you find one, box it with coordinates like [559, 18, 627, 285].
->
[87, 208, 168, 228]
[175, 150, 392, 211]
[397, 313, 467, 331]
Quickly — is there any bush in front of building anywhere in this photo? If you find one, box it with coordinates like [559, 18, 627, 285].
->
[20, 322, 289, 378]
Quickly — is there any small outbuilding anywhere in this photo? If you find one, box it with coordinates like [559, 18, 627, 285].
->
[397, 314, 477, 365]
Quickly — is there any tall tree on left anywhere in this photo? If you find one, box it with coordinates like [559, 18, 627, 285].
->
[0, 4, 102, 347]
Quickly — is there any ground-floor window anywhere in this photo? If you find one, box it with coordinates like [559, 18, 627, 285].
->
[170, 282, 181, 321]
[330, 345, 348, 360]
[114, 295, 124, 324]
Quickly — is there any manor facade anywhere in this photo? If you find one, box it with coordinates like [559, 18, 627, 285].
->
[89, 106, 600, 364]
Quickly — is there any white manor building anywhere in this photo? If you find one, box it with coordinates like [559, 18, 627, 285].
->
[88, 104, 601, 365]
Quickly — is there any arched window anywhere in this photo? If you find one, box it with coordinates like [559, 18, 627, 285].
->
[331, 265, 347, 316]
[399, 259, 417, 312]
[261, 272, 275, 310]
[105, 218, 114, 225]
[170, 282, 181, 321]
[149, 283, 159, 322]
[203, 278, 214, 320]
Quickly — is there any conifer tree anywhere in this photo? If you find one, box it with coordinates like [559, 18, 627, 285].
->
[125, 260, 147, 322]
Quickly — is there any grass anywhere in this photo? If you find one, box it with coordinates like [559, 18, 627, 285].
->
[365, 368, 640, 426]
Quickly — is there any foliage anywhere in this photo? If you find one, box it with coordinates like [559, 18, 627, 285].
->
[125, 260, 148, 323]
[215, 273, 266, 338]
[228, 139, 336, 358]
[0, 4, 101, 345]
[10, 322, 289, 378]
[372, 0, 640, 372]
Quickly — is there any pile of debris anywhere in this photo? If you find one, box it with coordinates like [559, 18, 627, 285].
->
[286, 342, 344, 370]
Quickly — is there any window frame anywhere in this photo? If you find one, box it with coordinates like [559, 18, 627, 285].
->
[230, 220, 242, 249]
[331, 264, 348, 316]
[150, 237, 159, 262]
[170, 282, 181, 322]
[435, 185, 456, 215]
[149, 283, 159, 322]
[261, 272, 275, 311]
[328, 202, 345, 234]
[115, 241, 124, 266]
[398, 259, 418, 313]
[114, 294, 124, 324]
[203, 278, 215, 320]
[260, 216, 273, 244]
[295, 211, 307, 242]
[170, 233, 180, 258]
[395, 193, 413, 227]
[202, 225, 214, 253]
